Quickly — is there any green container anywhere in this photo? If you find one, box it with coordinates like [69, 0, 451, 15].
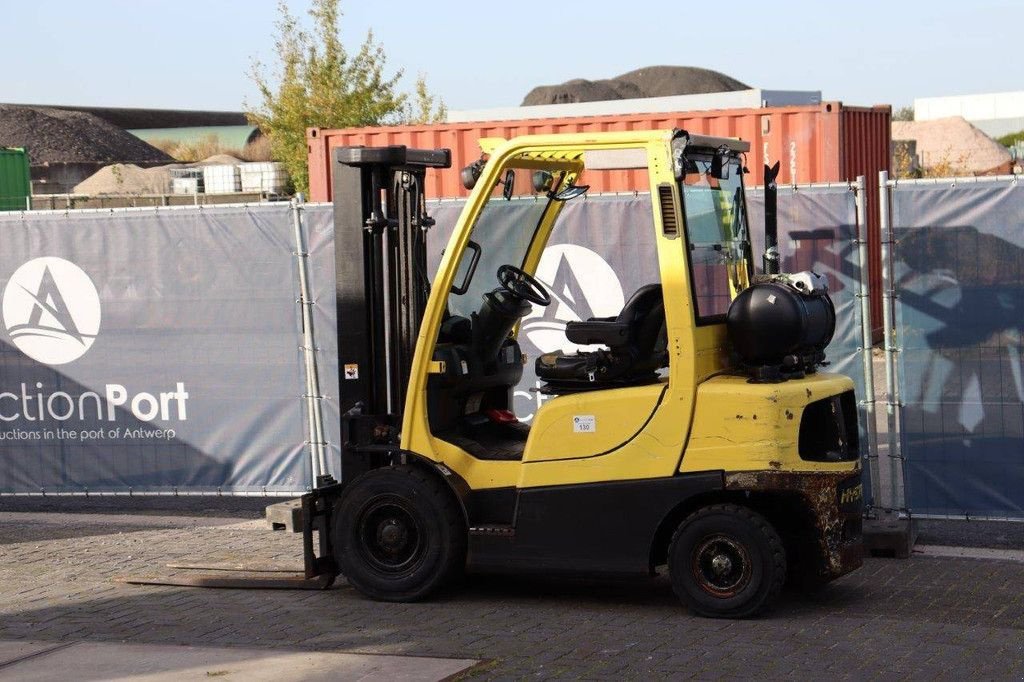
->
[0, 148, 30, 211]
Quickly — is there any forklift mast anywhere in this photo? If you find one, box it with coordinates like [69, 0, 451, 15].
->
[331, 146, 451, 481]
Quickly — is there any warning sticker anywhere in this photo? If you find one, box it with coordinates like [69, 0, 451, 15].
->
[344, 364, 359, 380]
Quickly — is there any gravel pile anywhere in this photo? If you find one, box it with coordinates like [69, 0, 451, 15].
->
[73, 164, 180, 195]
[194, 154, 242, 166]
[892, 116, 1013, 175]
[0, 104, 173, 165]
[73, 155, 243, 195]
[522, 66, 749, 106]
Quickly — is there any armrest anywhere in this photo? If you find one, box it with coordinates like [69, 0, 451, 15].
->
[565, 320, 629, 347]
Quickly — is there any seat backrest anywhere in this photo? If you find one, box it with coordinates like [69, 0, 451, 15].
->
[633, 299, 667, 357]
[616, 284, 663, 328]
[620, 284, 667, 365]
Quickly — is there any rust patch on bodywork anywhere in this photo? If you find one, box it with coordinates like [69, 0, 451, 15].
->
[725, 470, 862, 579]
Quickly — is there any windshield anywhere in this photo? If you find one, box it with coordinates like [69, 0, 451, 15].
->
[446, 169, 551, 320]
[678, 151, 751, 322]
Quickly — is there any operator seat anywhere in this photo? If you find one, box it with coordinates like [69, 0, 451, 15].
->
[535, 284, 668, 392]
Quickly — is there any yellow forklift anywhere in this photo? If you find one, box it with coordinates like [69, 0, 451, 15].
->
[303, 130, 863, 618]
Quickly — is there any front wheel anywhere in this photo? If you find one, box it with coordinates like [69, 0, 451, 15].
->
[332, 465, 466, 602]
[668, 503, 786, 618]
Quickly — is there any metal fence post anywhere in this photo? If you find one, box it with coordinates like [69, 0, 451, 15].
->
[854, 176, 880, 508]
[291, 197, 329, 485]
[879, 171, 906, 510]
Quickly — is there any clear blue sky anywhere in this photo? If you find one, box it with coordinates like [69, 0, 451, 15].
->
[3, 0, 1020, 113]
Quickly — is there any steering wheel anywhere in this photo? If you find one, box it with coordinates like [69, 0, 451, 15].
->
[497, 264, 551, 306]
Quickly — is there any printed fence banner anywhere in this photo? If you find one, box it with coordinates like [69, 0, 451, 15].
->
[0, 204, 312, 494]
[893, 180, 1024, 518]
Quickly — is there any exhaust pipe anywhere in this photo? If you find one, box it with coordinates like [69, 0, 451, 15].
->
[763, 161, 781, 275]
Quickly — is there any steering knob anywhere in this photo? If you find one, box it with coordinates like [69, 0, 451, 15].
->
[497, 264, 551, 306]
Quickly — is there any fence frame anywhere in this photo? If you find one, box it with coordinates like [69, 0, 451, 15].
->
[0, 200, 325, 497]
[884, 171, 1024, 521]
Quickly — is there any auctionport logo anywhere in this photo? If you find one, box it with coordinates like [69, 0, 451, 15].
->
[2, 257, 101, 365]
[521, 244, 625, 354]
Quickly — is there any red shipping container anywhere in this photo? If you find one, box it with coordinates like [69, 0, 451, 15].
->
[307, 102, 890, 330]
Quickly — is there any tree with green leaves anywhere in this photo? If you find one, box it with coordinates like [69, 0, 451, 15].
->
[997, 130, 1024, 147]
[247, 0, 446, 194]
[892, 106, 914, 122]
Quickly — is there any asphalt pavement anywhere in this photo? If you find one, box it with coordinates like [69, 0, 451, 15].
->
[1, 503, 1023, 679]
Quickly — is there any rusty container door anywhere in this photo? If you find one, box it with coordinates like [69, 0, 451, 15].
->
[838, 107, 892, 334]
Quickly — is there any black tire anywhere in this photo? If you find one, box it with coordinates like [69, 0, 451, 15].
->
[668, 503, 786, 618]
[332, 465, 466, 602]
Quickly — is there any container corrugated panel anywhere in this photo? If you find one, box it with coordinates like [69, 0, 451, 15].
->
[307, 102, 890, 327]
[839, 107, 892, 333]
[0, 148, 31, 211]
[308, 103, 889, 201]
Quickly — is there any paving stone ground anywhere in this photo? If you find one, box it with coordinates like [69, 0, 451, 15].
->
[1, 508, 1023, 680]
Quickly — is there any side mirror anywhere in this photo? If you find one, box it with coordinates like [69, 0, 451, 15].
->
[532, 171, 554, 193]
[501, 169, 515, 200]
[460, 160, 484, 190]
[552, 184, 589, 201]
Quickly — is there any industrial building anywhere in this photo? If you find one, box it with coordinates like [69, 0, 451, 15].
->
[913, 91, 1024, 138]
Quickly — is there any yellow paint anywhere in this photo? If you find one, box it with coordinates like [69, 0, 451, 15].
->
[680, 372, 858, 475]
[432, 437, 520, 488]
[522, 383, 664, 462]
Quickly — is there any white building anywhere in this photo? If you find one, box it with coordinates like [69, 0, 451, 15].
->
[914, 91, 1024, 138]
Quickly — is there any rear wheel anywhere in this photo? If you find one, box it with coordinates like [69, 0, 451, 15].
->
[333, 465, 466, 602]
[668, 503, 786, 618]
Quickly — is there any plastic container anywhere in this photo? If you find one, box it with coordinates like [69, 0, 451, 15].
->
[170, 167, 203, 179]
[202, 165, 241, 194]
[172, 177, 202, 194]
[239, 162, 289, 193]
